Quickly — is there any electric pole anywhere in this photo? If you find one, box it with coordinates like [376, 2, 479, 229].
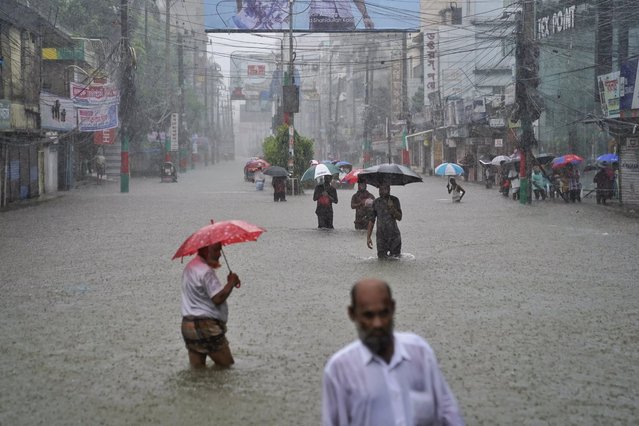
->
[119, 0, 133, 193]
[165, 0, 172, 164]
[178, 32, 186, 173]
[514, 0, 539, 204]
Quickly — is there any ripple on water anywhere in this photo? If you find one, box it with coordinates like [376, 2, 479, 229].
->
[357, 253, 417, 262]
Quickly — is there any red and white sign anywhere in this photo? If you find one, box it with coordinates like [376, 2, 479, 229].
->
[70, 82, 119, 104]
[247, 64, 266, 77]
[94, 128, 116, 145]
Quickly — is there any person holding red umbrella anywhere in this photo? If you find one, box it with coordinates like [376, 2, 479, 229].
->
[180, 242, 241, 369]
[174, 220, 265, 368]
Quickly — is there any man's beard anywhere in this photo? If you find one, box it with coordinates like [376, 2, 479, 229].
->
[357, 321, 394, 355]
[210, 259, 222, 269]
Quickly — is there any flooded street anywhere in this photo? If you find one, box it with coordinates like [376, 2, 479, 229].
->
[1, 160, 638, 425]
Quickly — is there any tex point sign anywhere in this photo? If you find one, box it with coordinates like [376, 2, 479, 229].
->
[205, 0, 420, 31]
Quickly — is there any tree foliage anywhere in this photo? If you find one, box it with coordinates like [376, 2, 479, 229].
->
[262, 125, 314, 178]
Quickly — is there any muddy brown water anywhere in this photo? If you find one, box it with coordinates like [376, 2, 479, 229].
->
[1, 160, 637, 425]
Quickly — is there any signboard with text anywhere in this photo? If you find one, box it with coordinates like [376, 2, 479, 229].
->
[170, 113, 179, 151]
[205, 0, 420, 31]
[0, 99, 12, 129]
[78, 104, 118, 131]
[40, 92, 76, 131]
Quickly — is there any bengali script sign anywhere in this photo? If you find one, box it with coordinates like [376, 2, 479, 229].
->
[78, 104, 119, 131]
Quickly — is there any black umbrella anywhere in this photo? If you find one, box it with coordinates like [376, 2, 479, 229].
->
[535, 153, 555, 165]
[263, 166, 288, 177]
[358, 163, 423, 188]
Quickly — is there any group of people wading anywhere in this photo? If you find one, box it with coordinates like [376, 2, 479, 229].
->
[313, 177, 403, 259]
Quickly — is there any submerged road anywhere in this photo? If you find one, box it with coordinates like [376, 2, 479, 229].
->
[1, 159, 637, 425]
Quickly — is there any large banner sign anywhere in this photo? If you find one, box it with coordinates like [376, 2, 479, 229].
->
[78, 104, 119, 132]
[70, 82, 119, 104]
[40, 92, 77, 131]
[621, 59, 639, 111]
[205, 0, 420, 31]
[230, 53, 276, 101]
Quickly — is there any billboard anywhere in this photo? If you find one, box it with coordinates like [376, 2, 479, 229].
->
[78, 104, 119, 132]
[40, 92, 77, 131]
[621, 59, 639, 111]
[230, 52, 277, 101]
[205, 0, 420, 31]
[70, 82, 119, 104]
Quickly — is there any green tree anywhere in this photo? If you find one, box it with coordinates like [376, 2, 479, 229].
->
[263, 125, 314, 178]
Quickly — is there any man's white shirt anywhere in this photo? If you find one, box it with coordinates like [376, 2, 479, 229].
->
[322, 332, 464, 426]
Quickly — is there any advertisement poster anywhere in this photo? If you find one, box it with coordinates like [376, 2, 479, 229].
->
[70, 82, 119, 104]
[205, 0, 420, 31]
[620, 59, 639, 111]
[230, 53, 277, 100]
[597, 71, 621, 118]
[40, 92, 77, 131]
[0, 99, 11, 129]
[78, 104, 119, 131]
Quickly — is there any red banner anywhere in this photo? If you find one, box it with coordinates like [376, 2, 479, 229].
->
[94, 128, 116, 145]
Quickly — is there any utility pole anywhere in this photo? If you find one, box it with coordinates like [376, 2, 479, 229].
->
[286, 0, 296, 179]
[204, 62, 209, 166]
[514, 0, 539, 204]
[165, 0, 172, 164]
[363, 49, 371, 167]
[178, 32, 186, 173]
[386, 116, 392, 163]
[119, 0, 133, 193]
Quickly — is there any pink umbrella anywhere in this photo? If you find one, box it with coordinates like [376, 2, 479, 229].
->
[341, 168, 364, 184]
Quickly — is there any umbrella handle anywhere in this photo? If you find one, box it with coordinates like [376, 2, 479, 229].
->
[221, 247, 232, 274]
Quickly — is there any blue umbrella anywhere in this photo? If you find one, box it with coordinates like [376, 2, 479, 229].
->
[335, 161, 352, 167]
[434, 162, 464, 176]
[596, 153, 618, 163]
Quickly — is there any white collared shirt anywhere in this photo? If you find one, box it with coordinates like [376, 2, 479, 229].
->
[322, 332, 464, 426]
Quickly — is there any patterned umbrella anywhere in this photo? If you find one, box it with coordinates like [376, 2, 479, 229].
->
[434, 162, 464, 176]
[172, 220, 266, 271]
[551, 154, 584, 169]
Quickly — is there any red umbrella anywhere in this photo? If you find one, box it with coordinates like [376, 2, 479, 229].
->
[246, 159, 270, 171]
[341, 168, 364, 184]
[172, 220, 266, 271]
[551, 154, 584, 169]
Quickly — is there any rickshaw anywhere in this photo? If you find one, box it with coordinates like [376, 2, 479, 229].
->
[161, 161, 177, 183]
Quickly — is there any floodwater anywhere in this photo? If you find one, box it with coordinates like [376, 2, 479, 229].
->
[1, 160, 638, 425]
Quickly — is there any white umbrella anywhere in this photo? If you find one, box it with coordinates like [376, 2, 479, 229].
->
[314, 163, 333, 179]
[491, 155, 511, 166]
